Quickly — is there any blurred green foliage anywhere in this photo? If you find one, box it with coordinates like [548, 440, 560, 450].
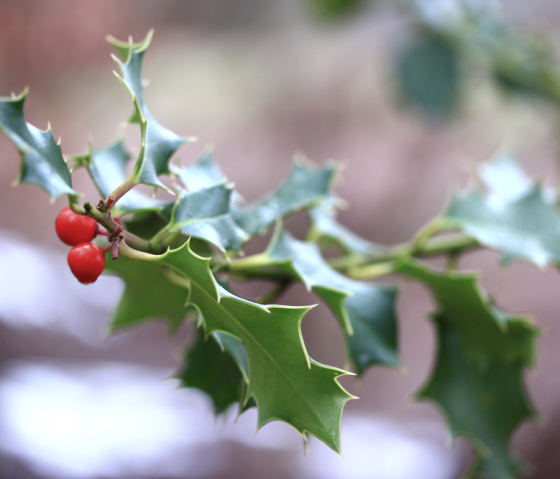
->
[306, 0, 367, 21]
[396, 32, 459, 116]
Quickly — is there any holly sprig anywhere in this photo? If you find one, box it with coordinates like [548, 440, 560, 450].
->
[0, 32, 550, 478]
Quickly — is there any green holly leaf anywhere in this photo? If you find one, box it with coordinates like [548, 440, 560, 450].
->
[75, 139, 172, 215]
[306, 0, 366, 21]
[122, 210, 171, 239]
[414, 0, 560, 104]
[108, 31, 194, 191]
[307, 199, 383, 256]
[177, 281, 251, 415]
[103, 252, 190, 332]
[443, 185, 560, 267]
[171, 148, 229, 192]
[0, 90, 77, 199]
[164, 183, 249, 252]
[152, 240, 355, 452]
[396, 33, 459, 117]
[425, 314, 531, 479]
[398, 259, 537, 479]
[488, 33, 560, 103]
[213, 331, 250, 381]
[234, 158, 338, 235]
[178, 328, 245, 414]
[172, 151, 337, 240]
[170, 150, 247, 251]
[398, 259, 537, 362]
[236, 226, 399, 375]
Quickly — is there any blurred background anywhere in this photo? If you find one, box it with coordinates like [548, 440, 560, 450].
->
[1, 0, 560, 477]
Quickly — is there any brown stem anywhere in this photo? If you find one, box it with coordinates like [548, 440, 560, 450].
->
[112, 240, 119, 260]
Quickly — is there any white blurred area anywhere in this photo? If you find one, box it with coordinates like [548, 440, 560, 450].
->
[0, 362, 463, 479]
[0, 231, 464, 478]
[0, 230, 123, 343]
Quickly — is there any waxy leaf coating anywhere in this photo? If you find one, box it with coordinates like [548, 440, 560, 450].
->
[152, 240, 355, 452]
[104, 252, 190, 332]
[0, 90, 77, 199]
[166, 183, 248, 252]
[108, 31, 193, 191]
[235, 226, 399, 375]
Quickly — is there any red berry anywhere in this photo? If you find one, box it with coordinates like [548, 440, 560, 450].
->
[67, 242, 106, 284]
[55, 206, 98, 246]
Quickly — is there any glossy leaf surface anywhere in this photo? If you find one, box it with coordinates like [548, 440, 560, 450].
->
[0, 90, 77, 199]
[109, 32, 193, 191]
[152, 240, 355, 452]
[239, 227, 399, 375]
[104, 252, 189, 332]
[167, 183, 248, 252]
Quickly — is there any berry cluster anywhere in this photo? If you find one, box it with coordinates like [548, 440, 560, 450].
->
[55, 207, 106, 284]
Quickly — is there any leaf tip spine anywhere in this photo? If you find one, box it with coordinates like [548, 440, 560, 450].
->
[110, 54, 122, 66]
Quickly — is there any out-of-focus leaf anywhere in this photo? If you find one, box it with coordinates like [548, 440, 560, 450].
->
[443, 185, 560, 267]
[425, 314, 531, 479]
[308, 199, 383, 256]
[490, 39, 560, 103]
[413, 0, 560, 104]
[477, 155, 532, 209]
[399, 259, 537, 479]
[152, 240, 355, 452]
[108, 31, 194, 191]
[178, 328, 245, 414]
[104, 252, 189, 332]
[305, 0, 366, 21]
[396, 33, 459, 117]
[399, 259, 537, 362]
[0, 90, 77, 199]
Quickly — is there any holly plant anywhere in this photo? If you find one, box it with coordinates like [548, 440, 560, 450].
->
[1, 31, 550, 479]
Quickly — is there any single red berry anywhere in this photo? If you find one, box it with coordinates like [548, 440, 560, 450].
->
[67, 242, 106, 284]
[55, 206, 98, 246]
